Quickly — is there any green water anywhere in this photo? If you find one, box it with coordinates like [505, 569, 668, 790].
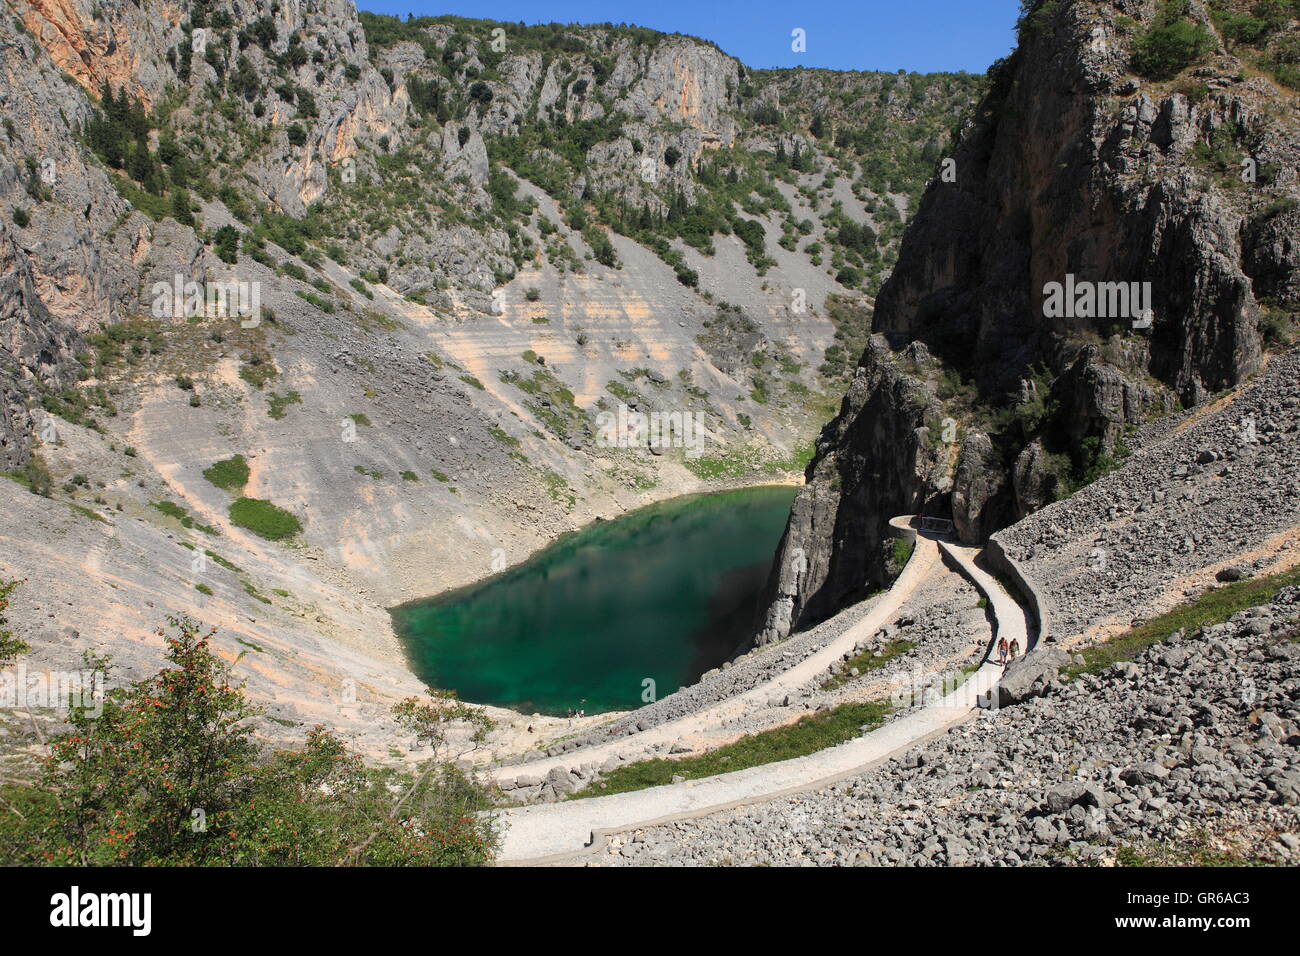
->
[391, 485, 797, 715]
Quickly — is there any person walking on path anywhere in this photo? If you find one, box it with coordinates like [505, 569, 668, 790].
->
[997, 637, 1008, 667]
[1008, 638, 1020, 663]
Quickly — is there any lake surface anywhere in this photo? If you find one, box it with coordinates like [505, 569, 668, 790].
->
[391, 485, 798, 715]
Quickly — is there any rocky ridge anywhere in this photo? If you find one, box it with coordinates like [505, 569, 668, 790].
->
[757, 0, 1300, 645]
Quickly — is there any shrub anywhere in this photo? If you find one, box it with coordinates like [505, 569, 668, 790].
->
[0, 617, 498, 865]
[228, 497, 302, 540]
[1131, 7, 1215, 79]
[11, 208, 29, 227]
[0, 579, 29, 667]
[202, 454, 250, 492]
[213, 225, 240, 264]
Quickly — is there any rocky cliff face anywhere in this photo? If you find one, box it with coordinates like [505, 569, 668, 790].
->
[0, 1, 990, 740]
[759, 338, 949, 643]
[757, 0, 1300, 643]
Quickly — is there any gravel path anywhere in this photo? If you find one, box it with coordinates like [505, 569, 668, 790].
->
[493, 535, 1029, 863]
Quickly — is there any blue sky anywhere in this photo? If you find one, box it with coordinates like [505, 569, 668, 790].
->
[356, 0, 1023, 74]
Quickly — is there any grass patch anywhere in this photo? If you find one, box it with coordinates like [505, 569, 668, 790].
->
[204, 550, 244, 574]
[194, 583, 213, 596]
[888, 537, 915, 577]
[575, 698, 892, 799]
[1065, 564, 1300, 679]
[488, 426, 520, 448]
[202, 454, 249, 492]
[1114, 828, 1272, 867]
[151, 500, 219, 536]
[401, 470, 419, 482]
[238, 356, 278, 389]
[822, 639, 916, 691]
[430, 469, 450, 483]
[228, 497, 302, 541]
[267, 390, 302, 420]
[67, 503, 109, 524]
[241, 580, 272, 605]
[348, 412, 372, 427]
[682, 442, 810, 481]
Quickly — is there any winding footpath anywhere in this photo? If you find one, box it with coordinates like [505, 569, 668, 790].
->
[491, 532, 945, 786]
[493, 522, 1034, 864]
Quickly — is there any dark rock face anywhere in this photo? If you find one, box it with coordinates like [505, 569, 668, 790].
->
[754, 0, 1298, 644]
[756, 338, 946, 644]
[0, 229, 86, 470]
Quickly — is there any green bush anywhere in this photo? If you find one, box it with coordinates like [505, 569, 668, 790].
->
[0, 579, 29, 667]
[0, 617, 499, 865]
[1131, 8, 1215, 79]
[202, 454, 250, 492]
[228, 497, 302, 540]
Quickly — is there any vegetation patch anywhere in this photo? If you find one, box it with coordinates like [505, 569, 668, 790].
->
[822, 639, 916, 691]
[1065, 564, 1300, 678]
[228, 497, 302, 541]
[151, 500, 219, 536]
[267, 391, 302, 420]
[0, 617, 499, 865]
[202, 455, 250, 492]
[576, 698, 892, 798]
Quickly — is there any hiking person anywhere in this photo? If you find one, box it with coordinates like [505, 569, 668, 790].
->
[997, 637, 1008, 666]
[1008, 638, 1020, 662]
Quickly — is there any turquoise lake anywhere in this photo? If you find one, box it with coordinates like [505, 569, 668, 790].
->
[391, 485, 798, 715]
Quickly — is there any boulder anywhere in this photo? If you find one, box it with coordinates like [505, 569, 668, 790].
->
[997, 647, 1071, 707]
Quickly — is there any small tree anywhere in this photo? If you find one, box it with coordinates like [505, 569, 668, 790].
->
[213, 224, 240, 264]
[23, 617, 499, 866]
[40, 617, 257, 865]
[0, 580, 28, 667]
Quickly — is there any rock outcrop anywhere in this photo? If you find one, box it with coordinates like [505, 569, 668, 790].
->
[756, 0, 1299, 643]
[757, 337, 948, 644]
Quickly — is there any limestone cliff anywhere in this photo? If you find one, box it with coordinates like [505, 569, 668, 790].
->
[757, 0, 1300, 643]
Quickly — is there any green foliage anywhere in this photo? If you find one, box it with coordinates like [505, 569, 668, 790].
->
[0, 618, 498, 865]
[266, 390, 302, 420]
[150, 500, 218, 535]
[228, 497, 302, 541]
[213, 224, 240, 264]
[1131, 3, 1215, 79]
[819, 295, 872, 380]
[888, 536, 916, 577]
[579, 698, 892, 798]
[822, 638, 915, 691]
[1065, 564, 1300, 679]
[202, 454, 249, 492]
[2, 455, 54, 498]
[238, 354, 277, 389]
[0, 579, 29, 667]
